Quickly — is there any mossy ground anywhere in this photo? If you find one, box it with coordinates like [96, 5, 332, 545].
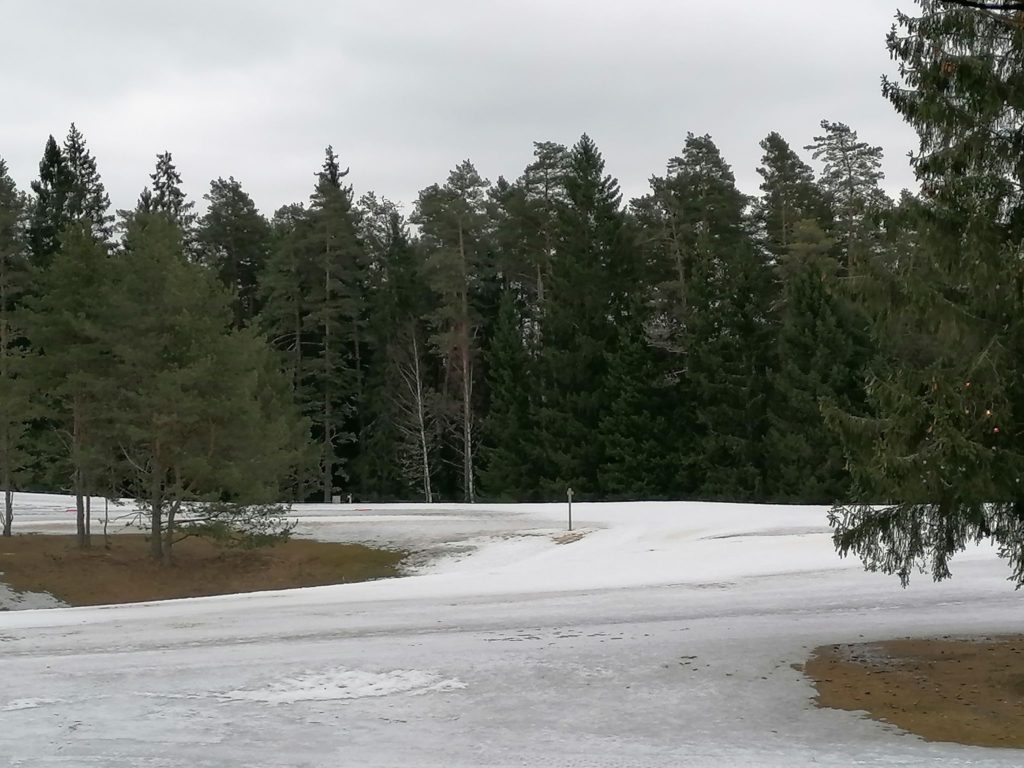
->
[0, 533, 406, 606]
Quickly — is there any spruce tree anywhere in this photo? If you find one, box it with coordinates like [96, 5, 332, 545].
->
[534, 135, 631, 497]
[258, 202, 317, 500]
[597, 304, 680, 499]
[304, 147, 364, 501]
[479, 289, 534, 499]
[831, 0, 1024, 585]
[138, 151, 197, 233]
[0, 158, 28, 535]
[764, 220, 865, 502]
[63, 123, 113, 242]
[27, 136, 73, 267]
[353, 193, 437, 500]
[197, 176, 272, 327]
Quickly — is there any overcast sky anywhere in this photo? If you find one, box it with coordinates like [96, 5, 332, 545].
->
[3, 0, 920, 217]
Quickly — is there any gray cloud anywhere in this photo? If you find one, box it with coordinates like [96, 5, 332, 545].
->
[2, 0, 919, 217]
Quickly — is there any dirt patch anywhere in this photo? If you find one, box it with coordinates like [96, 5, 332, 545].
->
[804, 635, 1024, 749]
[553, 531, 586, 545]
[0, 533, 406, 606]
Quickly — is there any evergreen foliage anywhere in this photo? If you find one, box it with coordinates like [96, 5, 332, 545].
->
[829, 0, 1024, 586]
[143, 151, 197, 231]
[0, 158, 28, 535]
[533, 135, 629, 498]
[110, 214, 307, 562]
[764, 221, 864, 502]
[413, 160, 490, 502]
[652, 134, 775, 499]
[806, 121, 888, 270]
[22, 222, 115, 548]
[755, 132, 832, 261]
[63, 124, 113, 242]
[479, 289, 535, 499]
[28, 136, 73, 267]
[197, 176, 272, 327]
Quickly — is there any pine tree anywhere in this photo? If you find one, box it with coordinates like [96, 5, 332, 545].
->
[806, 121, 888, 270]
[63, 124, 113, 242]
[654, 134, 775, 499]
[197, 176, 272, 327]
[111, 213, 307, 562]
[27, 136, 73, 267]
[830, 1, 1024, 585]
[0, 158, 28, 535]
[22, 222, 116, 548]
[413, 160, 491, 502]
[755, 132, 832, 261]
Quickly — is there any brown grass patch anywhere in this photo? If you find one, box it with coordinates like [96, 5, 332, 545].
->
[804, 635, 1024, 749]
[0, 533, 406, 606]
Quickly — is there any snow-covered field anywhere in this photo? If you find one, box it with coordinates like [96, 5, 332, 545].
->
[0, 493, 1020, 767]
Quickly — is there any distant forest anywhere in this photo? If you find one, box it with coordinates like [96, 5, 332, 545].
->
[0, 119, 900, 509]
[5, 0, 1021, 584]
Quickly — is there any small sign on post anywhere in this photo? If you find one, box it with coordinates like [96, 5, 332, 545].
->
[567, 487, 574, 531]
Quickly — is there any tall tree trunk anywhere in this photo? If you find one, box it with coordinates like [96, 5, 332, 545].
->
[353, 317, 364, 435]
[72, 400, 90, 549]
[0, 271, 10, 537]
[149, 454, 163, 560]
[75, 489, 87, 549]
[292, 293, 305, 501]
[322, 264, 333, 503]
[2, 488, 11, 537]
[411, 334, 433, 503]
[163, 501, 176, 566]
[457, 224, 474, 503]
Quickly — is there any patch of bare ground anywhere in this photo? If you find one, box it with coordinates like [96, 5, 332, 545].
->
[0, 533, 406, 606]
[804, 635, 1024, 749]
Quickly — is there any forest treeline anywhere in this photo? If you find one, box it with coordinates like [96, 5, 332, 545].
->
[0, 119, 895, 518]
[3, 0, 1021, 583]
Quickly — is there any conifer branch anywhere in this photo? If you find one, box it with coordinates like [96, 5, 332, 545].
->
[940, 0, 1024, 9]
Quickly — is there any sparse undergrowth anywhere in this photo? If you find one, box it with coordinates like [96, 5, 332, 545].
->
[0, 533, 406, 606]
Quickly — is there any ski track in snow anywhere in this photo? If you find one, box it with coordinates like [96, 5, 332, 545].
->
[0, 492, 1021, 767]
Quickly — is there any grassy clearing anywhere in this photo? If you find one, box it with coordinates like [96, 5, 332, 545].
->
[804, 635, 1024, 749]
[0, 533, 406, 606]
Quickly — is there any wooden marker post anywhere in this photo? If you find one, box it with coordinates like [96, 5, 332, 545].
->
[567, 487, 574, 531]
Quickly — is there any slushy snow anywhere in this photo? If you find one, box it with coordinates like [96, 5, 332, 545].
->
[0, 492, 1020, 767]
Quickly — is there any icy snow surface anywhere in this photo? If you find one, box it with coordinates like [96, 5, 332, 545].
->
[1, 492, 1021, 767]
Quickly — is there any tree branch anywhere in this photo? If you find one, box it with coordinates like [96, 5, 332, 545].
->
[940, 0, 1024, 9]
